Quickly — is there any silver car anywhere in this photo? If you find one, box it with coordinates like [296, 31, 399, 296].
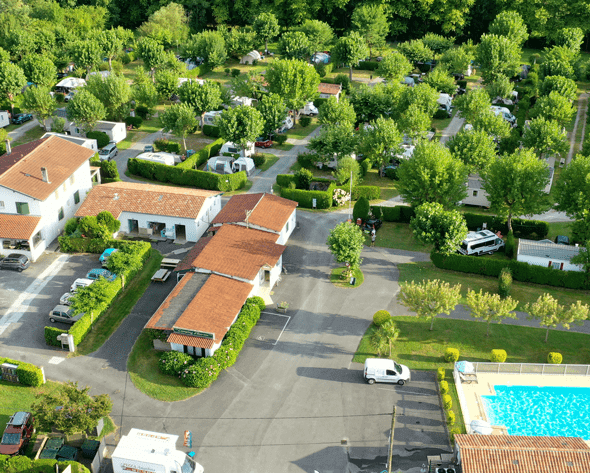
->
[59, 293, 73, 306]
[48, 305, 83, 324]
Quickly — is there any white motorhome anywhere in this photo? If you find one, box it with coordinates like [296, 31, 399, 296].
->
[203, 110, 223, 126]
[111, 429, 204, 473]
[490, 106, 516, 125]
[219, 141, 255, 158]
[458, 229, 505, 256]
[0, 110, 10, 128]
[437, 93, 453, 116]
[135, 152, 176, 166]
[364, 358, 411, 385]
[299, 102, 319, 116]
[229, 96, 257, 108]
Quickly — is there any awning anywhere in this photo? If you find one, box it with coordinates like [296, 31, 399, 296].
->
[167, 332, 214, 349]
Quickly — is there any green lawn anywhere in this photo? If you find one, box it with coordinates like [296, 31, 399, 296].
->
[372, 222, 433, 252]
[128, 330, 202, 402]
[362, 169, 399, 201]
[273, 143, 295, 151]
[258, 153, 280, 172]
[398, 261, 590, 310]
[285, 119, 320, 141]
[11, 126, 45, 147]
[330, 267, 364, 288]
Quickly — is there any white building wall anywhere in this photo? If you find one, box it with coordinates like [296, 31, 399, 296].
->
[277, 210, 297, 245]
[516, 254, 582, 272]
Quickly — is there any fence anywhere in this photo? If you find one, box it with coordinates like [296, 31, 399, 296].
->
[472, 362, 590, 376]
[92, 437, 107, 473]
[452, 368, 472, 433]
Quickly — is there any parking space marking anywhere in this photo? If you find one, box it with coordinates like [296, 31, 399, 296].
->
[48, 357, 66, 365]
[0, 255, 70, 336]
[260, 311, 291, 345]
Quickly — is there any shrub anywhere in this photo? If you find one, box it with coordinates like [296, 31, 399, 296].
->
[385, 167, 398, 180]
[354, 61, 379, 71]
[100, 160, 120, 183]
[294, 168, 313, 190]
[498, 267, 512, 298]
[334, 74, 351, 94]
[86, 131, 110, 149]
[437, 367, 446, 381]
[444, 347, 460, 362]
[505, 231, 515, 258]
[277, 174, 295, 188]
[457, 80, 467, 89]
[275, 134, 288, 145]
[299, 116, 312, 127]
[202, 124, 220, 137]
[547, 352, 563, 364]
[249, 296, 266, 311]
[64, 218, 79, 235]
[158, 351, 195, 376]
[97, 211, 121, 233]
[252, 153, 266, 167]
[353, 196, 370, 221]
[442, 394, 452, 410]
[0, 357, 45, 386]
[121, 53, 132, 65]
[135, 105, 149, 119]
[360, 159, 370, 177]
[447, 411, 456, 425]
[55, 93, 65, 103]
[124, 116, 143, 129]
[224, 68, 231, 76]
[153, 139, 181, 154]
[439, 380, 449, 394]
[297, 152, 317, 169]
[373, 310, 391, 326]
[434, 109, 450, 119]
[490, 349, 507, 362]
[231, 68, 240, 77]
[313, 97, 328, 109]
[280, 187, 334, 209]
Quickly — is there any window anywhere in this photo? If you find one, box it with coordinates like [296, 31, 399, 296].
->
[551, 261, 561, 270]
[15, 202, 29, 215]
[286, 221, 289, 232]
[58, 207, 64, 221]
[74, 190, 80, 204]
[472, 190, 478, 197]
[33, 231, 42, 247]
[0, 201, 4, 209]
[69, 175, 75, 185]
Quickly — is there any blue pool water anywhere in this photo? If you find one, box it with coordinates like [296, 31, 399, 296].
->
[482, 385, 590, 440]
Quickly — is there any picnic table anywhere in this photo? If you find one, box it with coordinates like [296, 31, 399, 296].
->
[151, 269, 171, 282]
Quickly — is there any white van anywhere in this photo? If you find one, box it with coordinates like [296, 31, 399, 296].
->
[363, 358, 411, 385]
[458, 230, 505, 256]
[70, 278, 94, 293]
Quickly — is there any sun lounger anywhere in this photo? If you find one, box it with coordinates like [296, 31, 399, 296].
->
[459, 372, 478, 384]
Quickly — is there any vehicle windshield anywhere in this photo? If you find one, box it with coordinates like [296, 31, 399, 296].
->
[1, 433, 21, 445]
[394, 362, 403, 373]
[98, 149, 108, 155]
[180, 455, 196, 473]
[460, 243, 468, 251]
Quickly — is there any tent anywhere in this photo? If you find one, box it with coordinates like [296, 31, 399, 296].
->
[311, 53, 330, 64]
[55, 77, 86, 93]
[240, 50, 262, 65]
[206, 156, 234, 174]
[232, 157, 255, 176]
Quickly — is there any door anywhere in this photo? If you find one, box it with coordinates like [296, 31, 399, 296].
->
[128, 219, 138, 233]
[384, 369, 400, 383]
[175, 224, 186, 240]
[264, 270, 270, 282]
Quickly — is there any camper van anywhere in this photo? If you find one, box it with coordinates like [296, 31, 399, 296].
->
[458, 230, 505, 256]
[364, 358, 411, 385]
[437, 93, 453, 117]
[203, 110, 223, 127]
[299, 102, 319, 116]
[490, 106, 516, 126]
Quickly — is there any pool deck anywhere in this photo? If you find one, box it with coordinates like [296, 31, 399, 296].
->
[460, 372, 590, 442]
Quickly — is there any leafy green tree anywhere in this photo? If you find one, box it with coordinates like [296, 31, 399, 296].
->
[472, 109, 511, 138]
[334, 156, 362, 186]
[540, 75, 577, 101]
[353, 196, 370, 221]
[97, 29, 123, 71]
[555, 154, 590, 225]
[351, 4, 389, 58]
[279, 31, 312, 61]
[349, 82, 400, 123]
[178, 80, 223, 127]
[397, 39, 434, 63]
[85, 74, 131, 122]
[530, 91, 575, 127]
[136, 37, 167, 75]
[411, 202, 468, 254]
[184, 31, 226, 70]
[570, 241, 590, 274]
[358, 117, 403, 171]
[69, 278, 111, 325]
[542, 45, 577, 79]
[217, 106, 264, 154]
[398, 279, 462, 331]
[454, 88, 492, 123]
[107, 248, 142, 288]
[0, 61, 26, 112]
[439, 45, 474, 74]
[22, 86, 57, 130]
[488, 11, 529, 46]
[294, 20, 334, 56]
[326, 221, 365, 277]
[525, 294, 589, 342]
[70, 39, 102, 79]
[522, 117, 568, 158]
[331, 32, 369, 81]
[257, 93, 288, 138]
[221, 26, 256, 60]
[66, 89, 106, 134]
[424, 67, 456, 94]
[447, 128, 498, 172]
[318, 97, 356, 126]
[421, 33, 455, 57]
[266, 59, 320, 117]
[19, 55, 56, 87]
[369, 319, 400, 357]
[551, 27, 584, 53]
[155, 69, 179, 100]
[31, 381, 112, 436]
[137, 3, 189, 50]
[253, 12, 280, 53]
[398, 104, 432, 140]
[397, 141, 467, 209]
[231, 72, 266, 101]
[466, 290, 518, 336]
[398, 83, 440, 117]
[160, 103, 198, 151]
[485, 74, 514, 99]
[376, 51, 413, 82]
[133, 81, 159, 112]
[481, 148, 550, 232]
[476, 34, 522, 82]
[308, 123, 357, 162]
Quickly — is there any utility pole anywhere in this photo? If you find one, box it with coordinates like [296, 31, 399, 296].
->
[348, 169, 353, 221]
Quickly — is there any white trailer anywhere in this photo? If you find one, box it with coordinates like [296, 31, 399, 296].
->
[298, 102, 318, 116]
[111, 429, 204, 473]
[0, 110, 9, 128]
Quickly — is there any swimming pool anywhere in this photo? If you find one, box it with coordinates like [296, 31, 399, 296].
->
[482, 385, 590, 440]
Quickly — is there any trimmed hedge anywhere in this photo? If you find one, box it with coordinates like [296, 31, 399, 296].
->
[370, 205, 416, 223]
[154, 139, 181, 154]
[202, 124, 220, 137]
[439, 380, 449, 394]
[176, 138, 224, 170]
[280, 185, 335, 209]
[277, 174, 295, 187]
[490, 349, 507, 362]
[338, 185, 380, 201]
[87, 131, 110, 148]
[0, 456, 90, 473]
[437, 367, 445, 381]
[373, 310, 391, 326]
[124, 116, 143, 129]
[430, 251, 589, 290]
[354, 61, 380, 71]
[0, 357, 44, 386]
[158, 352, 195, 375]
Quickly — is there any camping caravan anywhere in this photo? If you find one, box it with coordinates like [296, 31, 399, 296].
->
[311, 53, 330, 64]
[229, 96, 257, 108]
[437, 93, 453, 117]
[458, 230, 505, 256]
[203, 110, 223, 127]
[232, 157, 255, 176]
[490, 106, 516, 125]
[299, 102, 318, 116]
[206, 156, 234, 174]
[136, 152, 176, 166]
[219, 141, 255, 158]
[0, 110, 9, 128]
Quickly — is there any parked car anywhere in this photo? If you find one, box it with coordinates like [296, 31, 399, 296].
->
[86, 268, 116, 282]
[99, 248, 118, 267]
[0, 412, 35, 456]
[48, 305, 83, 324]
[255, 139, 273, 148]
[98, 142, 118, 161]
[144, 145, 154, 152]
[362, 219, 383, 233]
[452, 72, 465, 81]
[555, 235, 570, 245]
[70, 278, 94, 293]
[59, 293, 73, 305]
[11, 113, 33, 125]
[0, 254, 30, 272]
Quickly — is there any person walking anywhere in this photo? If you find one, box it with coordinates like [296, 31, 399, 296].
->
[371, 226, 376, 247]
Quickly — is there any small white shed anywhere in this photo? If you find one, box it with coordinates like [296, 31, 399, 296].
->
[240, 50, 262, 65]
[517, 239, 582, 272]
[94, 121, 127, 143]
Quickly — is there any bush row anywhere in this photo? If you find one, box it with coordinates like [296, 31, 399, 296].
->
[177, 138, 224, 170]
[86, 131, 110, 148]
[128, 157, 246, 191]
[280, 186, 335, 209]
[370, 205, 416, 223]
[202, 124, 220, 138]
[0, 456, 89, 473]
[0, 357, 44, 386]
[153, 139, 181, 154]
[354, 61, 380, 71]
[431, 251, 589, 290]
[581, 98, 590, 157]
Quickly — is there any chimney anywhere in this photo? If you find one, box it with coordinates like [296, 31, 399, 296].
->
[5, 139, 10, 155]
[41, 167, 50, 183]
[113, 193, 119, 200]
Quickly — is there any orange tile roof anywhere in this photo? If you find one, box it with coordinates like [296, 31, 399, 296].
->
[211, 193, 297, 232]
[190, 224, 285, 280]
[0, 136, 95, 201]
[318, 83, 342, 95]
[456, 435, 590, 473]
[175, 274, 252, 343]
[174, 237, 212, 272]
[167, 333, 214, 349]
[75, 182, 222, 219]
[0, 214, 42, 239]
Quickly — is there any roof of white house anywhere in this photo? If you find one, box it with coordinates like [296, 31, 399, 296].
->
[518, 238, 581, 260]
[41, 132, 96, 149]
[55, 77, 86, 89]
[94, 121, 122, 131]
[468, 178, 483, 189]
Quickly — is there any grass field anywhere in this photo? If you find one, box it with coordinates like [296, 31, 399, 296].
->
[330, 267, 364, 288]
[371, 222, 433, 252]
[11, 126, 45, 147]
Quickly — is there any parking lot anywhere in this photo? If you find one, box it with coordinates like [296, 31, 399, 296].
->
[0, 252, 100, 354]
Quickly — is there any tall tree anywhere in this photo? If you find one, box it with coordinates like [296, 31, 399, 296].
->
[488, 11, 529, 46]
[252, 12, 280, 54]
[530, 91, 575, 127]
[0, 61, 26, 112]
[525, 294, 589, 342]
[137, 3, 189, 50]
[85, 74, 131, 122]
[369, 319, 400, 357]
[231, 72, 266, 101]
[160, 103, 198, 151]
[19, 55, 56, 87]
[326, 221, 365, 278]
[447, 128, 498, 172]
[522, 117, 569, 159]
[542, 45, 577, 79]
[551, 27, 585, 53]
[376, 51, 413, 82]
[476, 34, 522, 82]
[70, 39, 103, 80]
[351, 4, 389, 58]
[154, 69, 179, 100]
[136, 37, 167, 76]
[421, 33, 455, 57]
[439, 45, 474, 74]
[66, 89, 106, 134]
[358, 117, 403, 171]
[217, 106, 264, 154]
[221, 26, 257, 60]
[472, 109, 511, 139]
[398, 39, 434, 63]
[178, 80, 223, 128]
[97, 29, 123, 71]
[334, 156, 362, 187]
[481, 148, 550, 232]
[349, 82, 400, 123]
[540, 75, 577, 102]
[107, 248, 142, 288]
[133, 81, 159, 112]
[454, 88, 492, 124]
[424, 67, 457, 94]
[398, 104, 432, 140]
[398, 279, 462, 331]
[294, 20, 334, 57]
[331, 32, 369, 81]
[255, 93, 287, 138]
[555, 154, 590, 237]
[318, 97, 356, 127]
[279, 31, 313, 61]
[397, 141, 468, 209]
[410, 202, 468, 254]
[466, 290, 518, 337]
[22, 86, 57, 130]
[308, 123, 357, 162]
[485, 74, 514, 100]
[398, 83, 440, 118]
